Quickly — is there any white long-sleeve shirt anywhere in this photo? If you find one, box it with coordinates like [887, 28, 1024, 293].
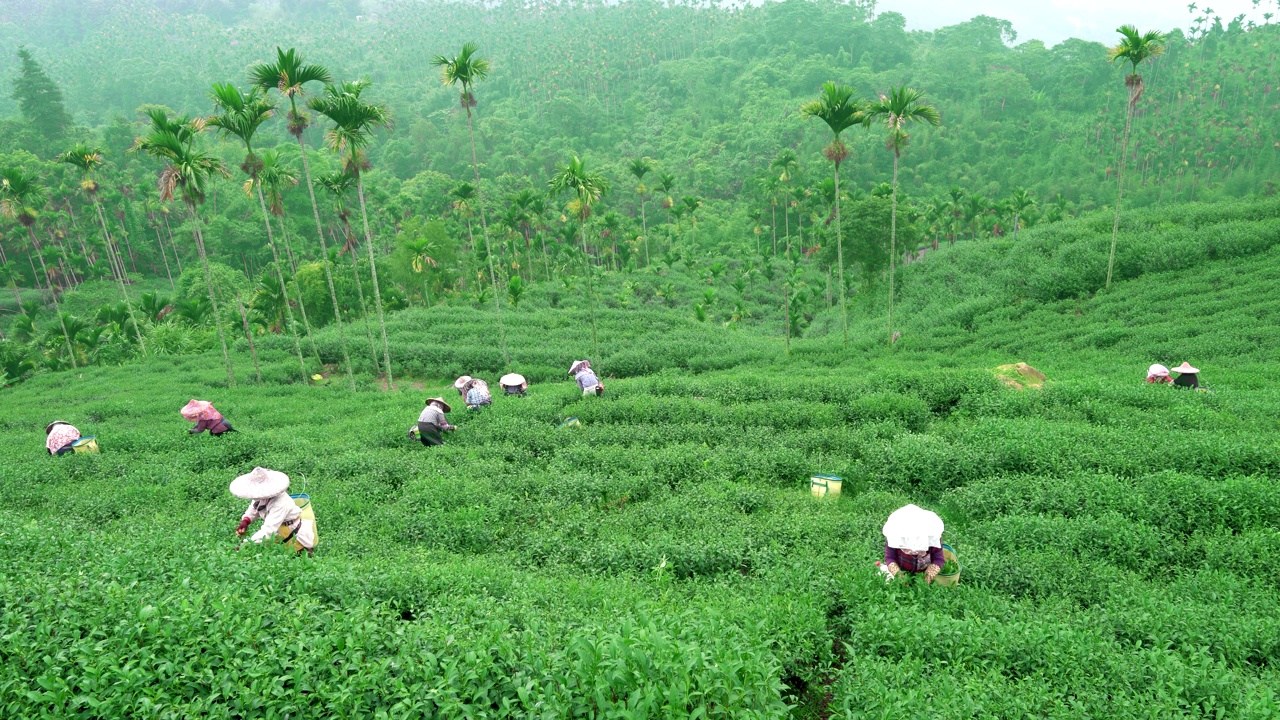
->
[242, 492, 303, 543]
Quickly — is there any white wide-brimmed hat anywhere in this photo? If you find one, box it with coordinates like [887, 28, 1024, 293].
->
[181, 399, 218, 421]
[882, 504, 944, 552]
[1147, 364, 1170, 379]
[568, 360, 590, 375]
[1172, 362, 1199, 374]
[500, 373, 527, 387]
[230, 466, 290, 499]
[427, 397, 452, 412]
[453, 375, 473, 390]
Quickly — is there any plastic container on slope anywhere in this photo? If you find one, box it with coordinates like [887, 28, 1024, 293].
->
[810, 474, 842, 498]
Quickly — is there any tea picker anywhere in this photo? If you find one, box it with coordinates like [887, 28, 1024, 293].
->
[182, 399, 235, 436]
[499, 373, 528, 396]
[454, 375, 493, 410]
[1171, 362, 1204, 390]
[1146, 364, 1172, 385]
[569, 360, 604, 396]
[232, 467, 318, 555]
[881, 504, 945, 584]
[412, 397, 457, 446]
[45, 420, 97, 455]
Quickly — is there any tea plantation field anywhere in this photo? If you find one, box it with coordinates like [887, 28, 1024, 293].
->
[4, 202, 1280, 718]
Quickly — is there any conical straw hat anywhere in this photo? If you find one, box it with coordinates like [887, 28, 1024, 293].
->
[229, 467, 290, 500]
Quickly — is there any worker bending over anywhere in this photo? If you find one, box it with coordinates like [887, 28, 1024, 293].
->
[570, 360, 604, 396]
[416, 397, 457, 446]
[182, 399, 234, 436]
[232, 467, 317, 556]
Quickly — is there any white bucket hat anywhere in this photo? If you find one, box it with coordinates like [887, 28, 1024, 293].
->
[230, 467, 290, 499]
[1147, 364, 1170, 379]
[500, 373, 526, 387]
[453, 375, 473, 390]
[882, 504, 944, 552]
[568, 360, 590, 375]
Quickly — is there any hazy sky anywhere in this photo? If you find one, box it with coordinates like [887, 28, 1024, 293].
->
[875, 0, 1268, 46]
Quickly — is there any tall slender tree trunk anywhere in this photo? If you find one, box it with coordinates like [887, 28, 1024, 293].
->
[256, 185, 308, 383]
[356, 175, 394, 390]
[784, 271, 791, 356]
[784, 201, 790, 255]
[889, 151, 899, 347]
[1106, 90, 1137, 290]
[771, 201, 777, 254]
[640, 199, 649, 266]
[27, 249, 43, 291]
[29, 227, 77, 368]
[95, 201, 147, 357]
[834, 161, 848, 345]
[162, 214, 183, 273]
[153, 226, 175, 291]
[336, 227, 381, 379]
[464, 105, 510, 366]
[579, 219, 600, 367]
[296, 134, 355, 390]
[187, 205, 235, 387]
[541, 232, 551, 282]
[276, 215, 322, 369]
[236, 295, 262, 385]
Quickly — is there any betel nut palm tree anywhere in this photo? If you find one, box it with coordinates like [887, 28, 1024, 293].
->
[801, 82, 865, 345]
[549, 155, 609, 366]
[771, 149, 799, 253]
[316, 169, 381, 377]
[1008, 189, 1035, 239]
[249, 47, 356, 390]
[1105, 25, 1165, 290]
[432, 42, 509, 365]
[866, 85, 941, 346]
[0, 167, 77, 367]
[308, 79, 396, 390]
[133, 110, 239, 381]
[58, 144, 147, 358]
[207, 82, 308, 383]
[627, 157, 653, 265]
[259, 149, 322, 365]
[131, 109, 236, 386]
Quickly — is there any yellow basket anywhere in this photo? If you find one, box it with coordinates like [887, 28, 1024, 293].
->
[934, 544, 961, 587]
[70, 437, 99, 454]
[276, 494, 318, 552]
[810, 474, 842, 498]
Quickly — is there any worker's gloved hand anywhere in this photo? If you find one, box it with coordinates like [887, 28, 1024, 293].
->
[236, 518, 251, 536]
[924, 564, 941, 584]
[886, 562, 900, 579]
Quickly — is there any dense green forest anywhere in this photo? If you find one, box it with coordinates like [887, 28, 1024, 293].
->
[0, 0, 1278, 385]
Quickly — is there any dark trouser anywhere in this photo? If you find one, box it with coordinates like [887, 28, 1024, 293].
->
[418, 421, 444, 446]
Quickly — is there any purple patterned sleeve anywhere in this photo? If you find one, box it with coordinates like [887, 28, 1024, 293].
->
[930, 546, 945, 569]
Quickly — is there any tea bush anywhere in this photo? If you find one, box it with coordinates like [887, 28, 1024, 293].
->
[5, 199, 1280, 716]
